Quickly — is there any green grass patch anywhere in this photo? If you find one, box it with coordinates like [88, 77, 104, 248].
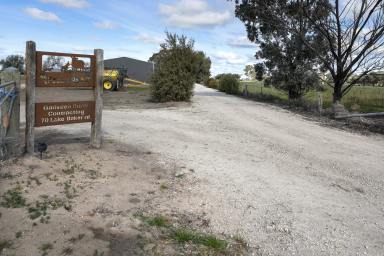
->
[1, 186, 26, 208]
[172, 228, 228, 251]
[240, 80, 384, 113]
[0, 240, 12, 251]
[39, 242, 53, 256]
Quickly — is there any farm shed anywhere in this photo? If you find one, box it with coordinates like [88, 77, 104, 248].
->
[104, 57, 154, 83]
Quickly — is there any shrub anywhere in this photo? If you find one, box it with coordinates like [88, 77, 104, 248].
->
[204, 78, 218, 89]
[218, 74, 240, 95]
[149, 33, 196, 102]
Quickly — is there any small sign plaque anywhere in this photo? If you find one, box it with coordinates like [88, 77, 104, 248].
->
[35, 101, 95, 127]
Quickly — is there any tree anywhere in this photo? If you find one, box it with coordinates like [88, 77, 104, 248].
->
[300, 0, 384, 102]
[193, 51, 211, 84]
[217, 73, 240, 94]
[254, 63, 265, 81]
[234, 0, 331, 99]
[43, 56, 65, 71]
[149, 32, 196, 102]
[0, 55, 24, 73]
[244, 64, 256, 80]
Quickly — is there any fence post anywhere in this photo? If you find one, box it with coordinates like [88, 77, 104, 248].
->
[317, 92, 323, 115]
[91, 49, 103, 148]
[0, 71, 21, 159]
[25, 41, 36, 154]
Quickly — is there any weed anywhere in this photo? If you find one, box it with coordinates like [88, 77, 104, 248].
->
[147, 216, 169, 227]
[0, 172, 14, 179]
[0, 240, 12, 251]
[1, 186, 26, 208]
[68, 234, 85, 243]
[15, 231, 22, 239]
[28, 176, 42, 186]
[62, 159, 84, 175]
[61, 247, 73, 255]
[233, 234, 247, 246]
[39, 242, 53, 256]
[160, 183, 168, 190]
[172, 228, 228, 251]
[175, 173, 185, 179]
[93, 249, 104, 256]
[63, 180, 77, 199]
[86, 169, 100, 179]
[28, 196, 71, 224]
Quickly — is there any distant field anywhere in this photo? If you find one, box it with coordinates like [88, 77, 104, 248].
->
[240, 81, 384, 113]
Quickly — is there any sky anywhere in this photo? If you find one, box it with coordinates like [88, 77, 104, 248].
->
[0, 0, 260, 76]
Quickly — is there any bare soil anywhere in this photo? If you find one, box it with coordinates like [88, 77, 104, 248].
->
[2, 84, 384, 255]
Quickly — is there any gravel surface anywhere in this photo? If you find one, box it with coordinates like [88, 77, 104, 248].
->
[31, 84, 384, 255]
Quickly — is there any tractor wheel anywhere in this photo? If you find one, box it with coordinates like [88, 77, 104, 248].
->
[103, 79, 115, 91]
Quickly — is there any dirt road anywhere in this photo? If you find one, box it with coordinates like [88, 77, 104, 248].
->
[102, 84, 384, 255]
[25, 85, 384, 255]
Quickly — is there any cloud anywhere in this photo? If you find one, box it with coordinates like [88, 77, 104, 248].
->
[24, 7, 61, 22]
[72, 46, 93, 53]
[94, 20, 120, 30]
[212, 51, 246, 65]
[132, 33, 163, 45]
[39, 0, 89, 9]
[228, 36, 255, 48]
[159, 0, 231, 28]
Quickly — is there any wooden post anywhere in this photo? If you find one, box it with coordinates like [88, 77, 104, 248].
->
[25, 41, 36, 154]
[91, 49, 103, 148]
[0, 71, 21, 159]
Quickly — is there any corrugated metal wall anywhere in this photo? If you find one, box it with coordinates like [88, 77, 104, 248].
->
[104, 57, 154, 83]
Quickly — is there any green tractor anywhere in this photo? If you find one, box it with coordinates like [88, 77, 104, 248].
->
[103, 70, 124, 91]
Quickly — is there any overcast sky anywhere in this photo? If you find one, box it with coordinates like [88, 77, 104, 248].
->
[0, 0, 260, 76]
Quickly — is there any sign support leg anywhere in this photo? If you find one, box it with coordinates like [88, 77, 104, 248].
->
[91, 49, 103, 148]
[25, 41, 36, 154]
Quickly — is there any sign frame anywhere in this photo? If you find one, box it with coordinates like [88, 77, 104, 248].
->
[25, 41, 103, 153]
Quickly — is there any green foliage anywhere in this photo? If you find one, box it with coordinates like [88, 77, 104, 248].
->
[0, 240, 12, 251]
[0, 55, 24, 73]
[193, 51, 211, 83]
[204, 78, 218, 89]
[1, 186, 26, 208]
[39, 242, 53, 256]
[218, 74, 240, 95]
[254, 63, 265, 81]
[172, 228, 228, 251]
[244, 65, 256, 80]
[234, 0, 331, 98]
[149, 32, 197, 102]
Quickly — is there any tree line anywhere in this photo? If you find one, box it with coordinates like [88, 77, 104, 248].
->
[234, 0, 384, 103]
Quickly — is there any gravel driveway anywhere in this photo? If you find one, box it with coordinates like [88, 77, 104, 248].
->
[38, 84, 384, 255]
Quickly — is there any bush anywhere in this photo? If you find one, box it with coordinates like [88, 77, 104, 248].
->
[204, 78, 218, 89]
[149, 33, 196, 102]
[217, 74, 240, 94]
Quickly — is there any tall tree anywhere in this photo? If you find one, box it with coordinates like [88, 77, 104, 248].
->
[300, 0, 384, 102]
[234, 0, 331, 99]
[0, 55, 24, 73]
[193, 51, 211, 84]
[244, 64, 256, 80]
[254, 63, 265, 81]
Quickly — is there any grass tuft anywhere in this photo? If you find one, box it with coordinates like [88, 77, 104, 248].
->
[172, 228, 228, 251]
[1, 186, 26, 208]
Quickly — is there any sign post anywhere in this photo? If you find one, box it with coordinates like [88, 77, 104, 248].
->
[25, 41, 36, 154]
[91, 49, 103, 148]
[25, 41, 103, 154]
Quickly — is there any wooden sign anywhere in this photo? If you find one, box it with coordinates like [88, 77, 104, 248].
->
[25, 41, 104, 153]
[36, 51, 95, 88]
[35, 101, 95, 127]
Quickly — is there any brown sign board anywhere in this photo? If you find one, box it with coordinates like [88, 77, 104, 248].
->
[35, 101, 95, 127]
[36, 51, 95, 88]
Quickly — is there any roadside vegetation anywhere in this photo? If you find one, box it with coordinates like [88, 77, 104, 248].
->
[149, 32, 211, 102]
